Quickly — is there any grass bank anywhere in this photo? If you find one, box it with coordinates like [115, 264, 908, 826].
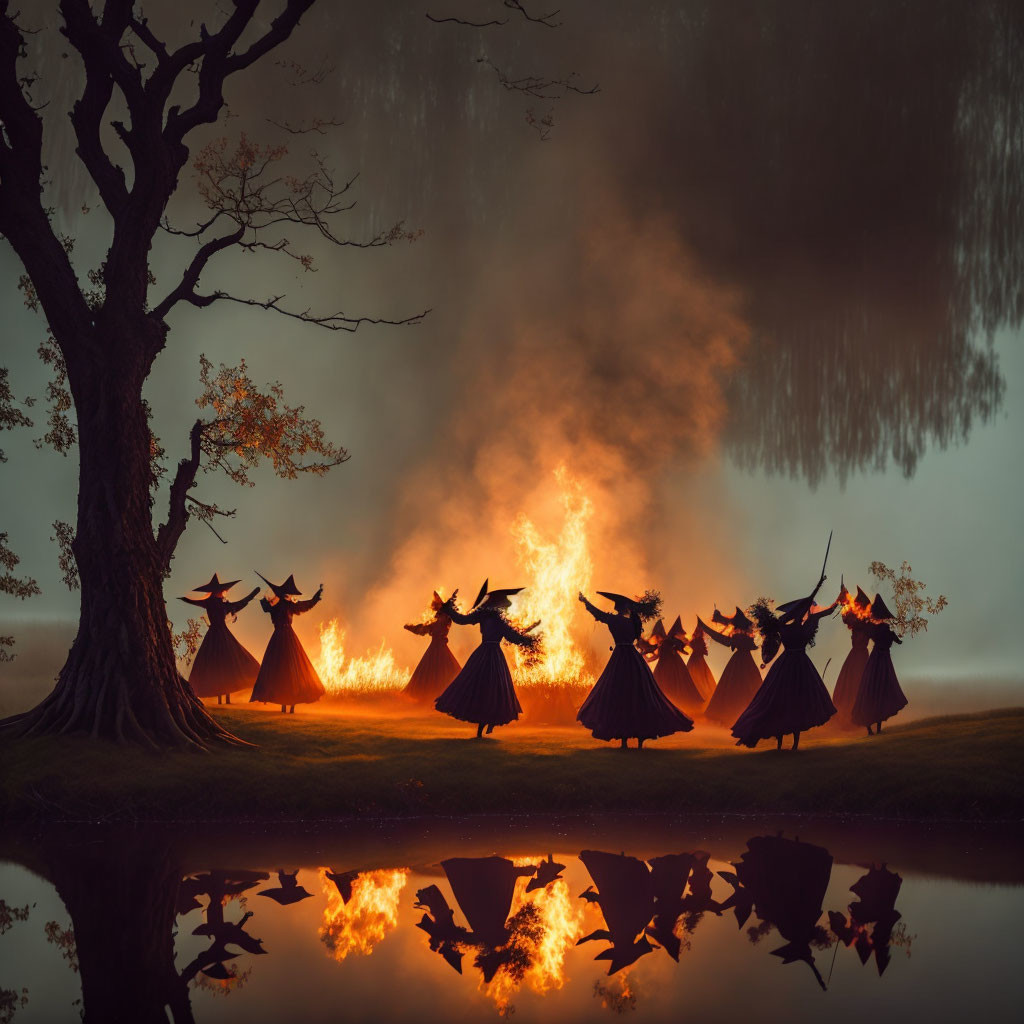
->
[1, 706, 1021, 823]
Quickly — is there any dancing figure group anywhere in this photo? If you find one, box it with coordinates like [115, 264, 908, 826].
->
[181, 534, 911, 750]
[181, 572, 325, 714]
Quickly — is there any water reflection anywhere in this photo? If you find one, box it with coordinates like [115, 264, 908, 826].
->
[1, 824, 1020, 1022]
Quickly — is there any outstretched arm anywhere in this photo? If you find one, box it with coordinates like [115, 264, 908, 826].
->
[441, 593, 481, 626]
[697, 616, 735, 649]
[179, 595, 209, 609]
[225, 587, 261, 615]
[578, 592, 614, 625]
[291, 586, 324, 614]
[404, 621, 432, 636]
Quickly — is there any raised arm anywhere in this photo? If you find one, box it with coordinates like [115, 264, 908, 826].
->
[579, 593, 614, 625]
[291, 586, 324, 615]
[697, 616, 735, 649]
[225, 587, 261, 615]
[404, 621, 433, 636]
[259, 596, 274, 613]
[441, 594, 482, 627]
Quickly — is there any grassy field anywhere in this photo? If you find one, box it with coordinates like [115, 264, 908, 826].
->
[1, 704, 1021, 823]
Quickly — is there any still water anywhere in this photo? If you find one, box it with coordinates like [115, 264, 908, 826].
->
[1, 816, 1020, 1023]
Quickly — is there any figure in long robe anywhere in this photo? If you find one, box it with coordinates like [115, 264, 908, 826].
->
[850, 594, 908, 735]
[577, 592, 693, 749]
[402, 591, 461, 703]
[179, 573, 260, 704]
[642, 616, 705, 716]
[719, 835, 834, 990]
[686, 623, 718, 703]
[434, 581, 541, 738]
[828, 864, 905, 976]
[733, 591, 839, 750]
[577, 850, 656, 974]
[830, 583, 874, 729]
[249, 573, 325, 713]
[698, 607, 763, 726]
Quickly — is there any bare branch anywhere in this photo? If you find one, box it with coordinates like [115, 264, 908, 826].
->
[476, 56, 599, 99]
[266, 116, 344, 135]
[426, 13, 509, 28]
[426, 2, 561, 28]
[155, 418, 203, 573]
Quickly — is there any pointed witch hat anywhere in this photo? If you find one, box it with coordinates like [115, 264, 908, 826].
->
[597, 591, 636, 612]
[668, 615, 687, 640]
[430, 590, 445, 611]
[855, 586, 872, 608]
[775, 595, 813, 620]
[191, 573, 241, 594]
[255, 572, 303, 598]
[730, 606, 754, 631]
[471, 579, 490, 610]
[870, 594, 895, 620]
[649, 618, 667, 640]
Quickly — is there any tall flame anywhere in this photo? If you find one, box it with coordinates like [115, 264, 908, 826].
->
[482, 858, 585, 1013]
[316, 620, 409, 695]
[318, 868, 408, 961]
[510, 467, 595, 688]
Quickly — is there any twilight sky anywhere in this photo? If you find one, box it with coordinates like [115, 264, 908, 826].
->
[1, 0, 1022, 691]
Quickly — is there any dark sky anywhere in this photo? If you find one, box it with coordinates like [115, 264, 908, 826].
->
[1, 0, 1022, 687]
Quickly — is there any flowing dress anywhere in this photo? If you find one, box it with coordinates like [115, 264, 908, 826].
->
[182, 590, 260, 699]
[403, 614, 461, 702]
[731, 615, 836, 746]
[686, 627, 718, 703]
[830, 611, 872, 728]
[850, 623, 907, 727]
[434, 608, 524, 727]
[249, 593, 325, 706]
[649, 633, 705, 716]
[703, 630, 763, 726]
[577, 600, 693, 742]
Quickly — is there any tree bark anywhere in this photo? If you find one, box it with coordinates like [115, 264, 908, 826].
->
[2, 352, 242, 750]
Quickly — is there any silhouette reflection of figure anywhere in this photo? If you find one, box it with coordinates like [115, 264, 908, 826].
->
[249, 573, 325, 713]
[258, 870, 313, 905]
[645, 850, 724, 960]
[179, 574, 261, 704]
[686, 623, 718, 703]
[577, 592, 693, 749]
[403, 592, 462, 703]
[699, 607, 763, 725]
[415, 856, 536, 982]
[734, 588, 839, 750]
[435, 582, 541, 738]
[851, 595, 908, 736]
[830, 584, 874, 729]
[829, 864, 905, 975]
[577, 850, 656, 973]
[179, 869, 269, 986]
[325, 869, 361, 903]
[642, 616, 705, 716]
[527, 854, 566, 893]
[719, 835, 834, 990]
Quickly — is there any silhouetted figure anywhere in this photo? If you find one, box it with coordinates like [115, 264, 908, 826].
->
[851, 595, 908, 735]
[645, 853, 696, 961]
[180, 869, 268, 985]
[830, 584, 874, 729]
[828, 864, 904, 975]
[179, 574, 261, 704]
[719, 834, 834, 990]
[249, 573, 325, 713]
[414, 883, 468, 974]
[577, 850, 656, 973]
[698, 607, 763, 726]
[526, 854, 566, 893]
[577, 592, 693, 749]
[734, 591, 839, 750]
[403, 591, 462, 703]
[257, 870, 313, 905]
[643, 616, 705, 716]
[686, 623, 718, 703]
[325, 869, 361, 903]
[434, 582, 541, 737]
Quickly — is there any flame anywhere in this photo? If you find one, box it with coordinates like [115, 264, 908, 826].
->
[316, 620, 409, 695]
[481, 857, 585, 1013]
[839, 587, 874, 622]
[509, 467, 595, 688]
[318, 868, 408, 961]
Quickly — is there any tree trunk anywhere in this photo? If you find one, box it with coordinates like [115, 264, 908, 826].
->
[2, 355, 243, 750]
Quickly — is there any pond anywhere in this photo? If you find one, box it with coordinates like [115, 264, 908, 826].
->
[1, 815, 1020, 1023]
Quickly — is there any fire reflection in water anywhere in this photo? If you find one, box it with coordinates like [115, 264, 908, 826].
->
[318, 868, 409, 962]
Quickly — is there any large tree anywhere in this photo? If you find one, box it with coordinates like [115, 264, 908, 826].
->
[0, 1, 421, 748]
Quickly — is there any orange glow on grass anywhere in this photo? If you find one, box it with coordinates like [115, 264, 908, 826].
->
[318, 868, 408, 961]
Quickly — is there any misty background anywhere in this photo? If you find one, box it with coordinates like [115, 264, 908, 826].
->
[1, 0, 1022, 715]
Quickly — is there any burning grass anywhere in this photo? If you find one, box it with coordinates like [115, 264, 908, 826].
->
[0, 706, 1021, 824]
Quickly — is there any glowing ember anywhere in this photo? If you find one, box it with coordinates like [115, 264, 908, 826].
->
[839, 587, 874, 622]
[316, 620, 409, 695]
[510, 467, 595, 688]
[318, 868, 408, 961]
